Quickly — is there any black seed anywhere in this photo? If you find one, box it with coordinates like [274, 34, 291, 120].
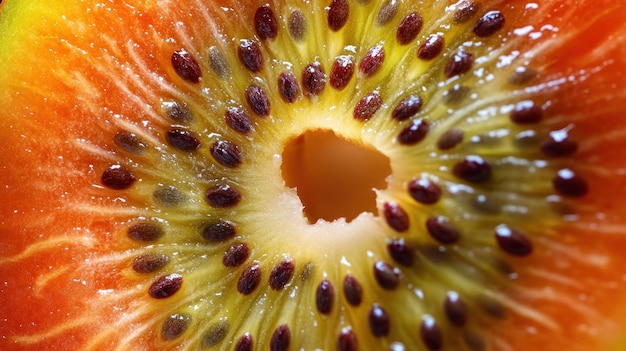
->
[255, 5, 278, 40]
[408, 177, 442, 205]
[376, 0, 399, 25]
[541, 130, 578, 157]
[437, 129, 464, 150]
[171, 49, 202, 83]
[392, 95, 423, 121]
[208, 46, 230, 78]
[553, 168, 589, 197]
[245, 85, 271, 117]
[373, 260, 401, 290]
[132, 253, 170, 274]
[442, 84, 470, 105]
[128, 221, 164, 242]
[223, 242, 250, 267]
[166, 127, 200, 152]
[302, 62, 326, 96]
[420, 316, 443, 350]
[203, 320, 229, 347]
[101, 164, 136, 190]
[330, 55, 355, 90]
[387, 239, 414, 266]
[383, 201, 410, 232]
[343, 274, 363, 306]
[426, 216, 460, 244]
[396, 13, 423, 45]
[398, 119, 429, 145]
[202, 220, 237, 243]
[238, 263, 261, 295]
[316, 279, 335, 314]
[205, 184, 242, 208]
[236, 333, 253, 351]
[495, 224, 533, 256]
[444, 292, 467, 326]
[359, 45, 385, 77]
[238, 40, 263, 73]
[473, 11, 505, 37]
[510, 100, 542, 124]
[114, 132, 147, 154]
[149, 273, 183, 299]
[163, 100, 194, 123]
[445, 50, 474, 78]
[270, 259, 295, 290]
[210, 140, 242, 168]
[453, 1, 480, 24]
[508, 66, 537, 85]
[452, 156, 491, 182]
[278, 72, 300, 103]
[288, 10, 307, 41]
[153, 185, 185, 207]
[369, 304, 390, 337]
[417, 34, 444, 60]
[464, 331, 487, 351]
[225, 107, 253, 134]
[328, 0, 349, 31]
[353, 92, 383, 121]
[161, 313, 191, 340]
[338, 328, 358, 351]
[270, 324, 291, 351]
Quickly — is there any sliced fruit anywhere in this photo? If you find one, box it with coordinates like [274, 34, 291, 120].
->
[1, 0, 626, 350]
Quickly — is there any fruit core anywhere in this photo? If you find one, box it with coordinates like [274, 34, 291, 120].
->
[281, 129, 391, 223]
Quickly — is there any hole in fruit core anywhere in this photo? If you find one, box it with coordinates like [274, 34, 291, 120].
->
[281, 129, 391, 223]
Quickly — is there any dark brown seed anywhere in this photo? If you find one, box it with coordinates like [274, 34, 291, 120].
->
[114, 132, 147, 154]
[337, 328, 358, 351]
[553, 168, 589, 197]
[408, 177, 442, 205]
[149, 273, 183, 299]
[343, 274, 363, 306]
[383, 201, 410, 232]
[153, 186, 185, 207]
[225, 107, 253, 134]
[437, 129, 464, 150]
[316, 279, 335, 314]
[278, 72, 300, 103]
[166, 127, 201, 152]
[235, 333, 254, 351]
[392, 95, 423, 121]
[238, 40, 263, 73]
[208, 46, 230, 78]
[171, 49, 202, 83]
[205, 184, 242, 208]
[288, 10, 307, 41]
[369, 304, 390, 337]
[270, 259, 295, 290]
[255, 6, 278, 41]
[330, 55, 355, 90]
[163, 101, 194, 123]
[417, 34, 444, 60]
[420, 316, 443, 350]
[302, 62, 326, 96]
[398, 119, 429, 145]
[473, 10, 505, 37]
[510, 100, 542, 124]
[201, 220, 236, 242]
[373, 260, 401, 290]
[211, 140, 242, 168]
[101, 164, 136, 190]
[376, 0, 399, 25]
[445, 50, 474, 78]
[396, 13, 423, 45]
[540, 130, 578, 156]
[444, 292, 467, 326]
[203, 320, 229, 347]
[353, 92, 383, 121]
[452, 156, 491, 182]
[270, 324, 291, 351]
[387, 239, 414, 266]
[245, 85, 271, 117]
[328, 0, 349, 31]
[426, 216, 460, 244]
[223, 242, 250, 267]
[464, 331, 487, 351]
[359, 45, 385, 77]
[161, 313, 191, 340]
[238, 263, 261, 295]
[453, 1, 480, 24]
[442, 84, 470, 105]
[128, 221, 164, 242]
[508, 66, 537, 85]
[132, 253, 170, 274]
[495, 224, 533, 256]
[301, 262, 315, 281]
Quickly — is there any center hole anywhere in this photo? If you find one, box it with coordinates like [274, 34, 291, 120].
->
[281, 129, 391, 223]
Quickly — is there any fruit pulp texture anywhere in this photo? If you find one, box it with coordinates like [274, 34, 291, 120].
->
[1, 0, 626, 350]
